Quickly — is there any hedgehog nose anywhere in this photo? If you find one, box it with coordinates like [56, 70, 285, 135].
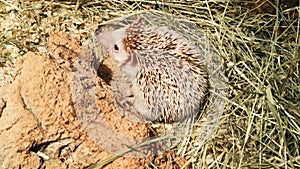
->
[95, 26, 104, 35]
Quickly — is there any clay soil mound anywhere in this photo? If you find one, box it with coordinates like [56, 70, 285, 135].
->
[0, 32, 188, 169]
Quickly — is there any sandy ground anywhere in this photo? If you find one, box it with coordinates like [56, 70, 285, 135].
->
[0, 32, 188, 169]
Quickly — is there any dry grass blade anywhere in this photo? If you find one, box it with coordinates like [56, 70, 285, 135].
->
[0, 0, 299, 168]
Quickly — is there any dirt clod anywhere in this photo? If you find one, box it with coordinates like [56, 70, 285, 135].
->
[0, 32, 188, 169]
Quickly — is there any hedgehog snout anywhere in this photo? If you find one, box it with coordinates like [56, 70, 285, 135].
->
[95, 26, 104, 36]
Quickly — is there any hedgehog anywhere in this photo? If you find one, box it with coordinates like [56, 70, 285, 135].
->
[95, 19, 209, 123]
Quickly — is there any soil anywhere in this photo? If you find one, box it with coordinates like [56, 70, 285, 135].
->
[0, 32, 188, 169]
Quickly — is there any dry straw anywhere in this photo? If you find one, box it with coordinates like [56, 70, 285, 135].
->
[0, 0, 299, 168]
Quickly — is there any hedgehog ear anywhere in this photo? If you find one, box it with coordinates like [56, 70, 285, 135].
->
[134, 17, 142, 24]
[130, 17, 144, 29]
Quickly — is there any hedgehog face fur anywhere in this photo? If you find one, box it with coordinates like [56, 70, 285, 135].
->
[96, 19, 209, 123]
[96, 26, 138, 77]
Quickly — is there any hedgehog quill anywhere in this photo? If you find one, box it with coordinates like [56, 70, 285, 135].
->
[95, 19, 209, 123]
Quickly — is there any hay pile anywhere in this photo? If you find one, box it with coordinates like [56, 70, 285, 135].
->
[0, 0, 299, 168]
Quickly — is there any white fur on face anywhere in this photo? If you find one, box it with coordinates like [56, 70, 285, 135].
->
[97, 26, 139, 77]
[96, 27, 128, 64]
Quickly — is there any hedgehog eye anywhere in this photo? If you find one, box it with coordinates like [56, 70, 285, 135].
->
[114, 44, 119, 51]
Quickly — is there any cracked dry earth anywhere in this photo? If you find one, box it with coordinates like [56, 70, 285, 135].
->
[0, 32, 188, 169]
